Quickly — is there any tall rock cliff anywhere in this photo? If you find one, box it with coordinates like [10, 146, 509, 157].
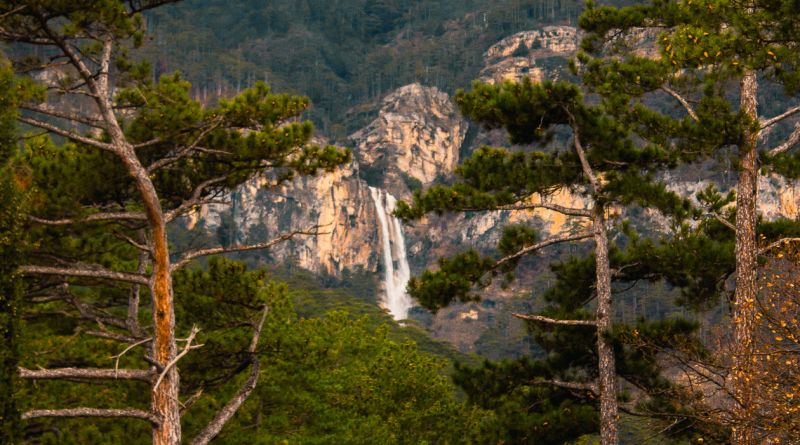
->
[199, 83, 469, 279]
[351, 83, 467, 199]
[191, 26, 800, 355]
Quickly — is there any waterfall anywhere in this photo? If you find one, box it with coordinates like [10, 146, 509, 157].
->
[369, 187, 414, 320]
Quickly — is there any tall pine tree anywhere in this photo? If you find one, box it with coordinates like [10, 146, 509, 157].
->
[0, 2, 348, 444]
[396, 78, 712, 444]
[580, 2, 800, 441]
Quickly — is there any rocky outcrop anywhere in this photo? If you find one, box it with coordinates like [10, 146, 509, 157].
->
[480, 26, 577, 85]
[484, 27, 578, 61]
[194, 83, 472, 279]
[350, 83, 467, 199]
[200, 160, 381, 277]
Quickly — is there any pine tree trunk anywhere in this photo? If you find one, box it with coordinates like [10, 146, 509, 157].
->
[95, 36, 182, 441]
[149, 221, 180, 445]
[731, 69, 758, 445]
[594, 207, 618, 445]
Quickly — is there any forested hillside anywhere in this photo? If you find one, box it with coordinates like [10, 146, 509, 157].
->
[141, 0, 583, 137]
[4, 1, 800, 445]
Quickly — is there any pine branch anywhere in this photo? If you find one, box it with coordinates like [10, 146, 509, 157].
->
[512, 313, 598, 326]
[153, 326, 202, 392]
[22, 408, 160, 425]
[529, 378, 599, 394]
[189, 305, 269, 445]
[28, 212, 147, 226]
[493, 231, 594, 270]
[661, 86, 699, 122]
[760, 105, 800, 130]
[20, 265, 149, 285]
[20, 102, 105, 129]
[17, 116, 114, 151]
[171, 227, 324, 271]
[767, 121, 800, 156]
[19, 367, 153, 381]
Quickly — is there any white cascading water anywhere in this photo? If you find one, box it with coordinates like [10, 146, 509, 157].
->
[369, 186, 414, 320]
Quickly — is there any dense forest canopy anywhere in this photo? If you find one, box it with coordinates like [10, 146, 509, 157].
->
[140, 0, 584, 138]
[3, 0, 800, 444]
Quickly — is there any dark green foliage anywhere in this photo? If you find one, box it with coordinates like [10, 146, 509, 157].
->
[407, 250, 495, 311]
[397, 52, 730, 440]
[139, 0, 585, 138]
[0, 57, 24, 445]
[0, 144, 24, 443]
[454, 358, 598, 444]
[20, 257, 482, 444]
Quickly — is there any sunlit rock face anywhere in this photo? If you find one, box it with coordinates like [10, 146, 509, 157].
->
[484, 26, 578, 61]
[480, 26, 578, 85]
[350, 83, 467, 199]
[191, 24, 800, 353]
[216, 159, 381, 277]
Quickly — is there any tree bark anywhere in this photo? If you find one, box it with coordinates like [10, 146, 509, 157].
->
[570, 116, 619, 445]
[594, 208, 618, 445]
[731, 70, 759, 445]
[72, 33, 180, 445]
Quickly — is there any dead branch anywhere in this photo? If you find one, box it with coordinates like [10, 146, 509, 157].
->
[111, 337, 153, 377]
[189, 305, 269, 445]
[20, 102, 105, 129]
[463, 202, 592, 217]
[492, 231, 594, 270]
[28, 212, 148, 225]
[759, 237, 800, 255]
[23, 408, 160, 425]
[127, 245, 149, 336]
[767, 121, 800, 156]
[760, 105, 800, 130]
[20, 264, 149, 285]
[144, 116, 225, 172]
[513, 313, 599, 326]
[530, 378, 599, 394]
[153, 326, 202, 392]
[19, 367, 153, 381]
[661, 85, 699, 122]
[171, 227, 324, 271]
[165, 176, 228, 222]
[17, 115, 114, 151]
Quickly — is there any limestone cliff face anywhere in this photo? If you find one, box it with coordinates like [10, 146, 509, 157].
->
[350, 83, 467, 199]
[484, 26, 578, 61]
[194, 26, 800, 354]
[480, 26, 577, 85]
[199, 83, 471, 278]
[216, 160, 381, 276]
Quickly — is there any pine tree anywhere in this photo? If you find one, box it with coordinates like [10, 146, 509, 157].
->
[0, 57, 26, 445]
[579, 2, 800, 441]
[396, 78, 708, 444]
[0, 2, 349, 444]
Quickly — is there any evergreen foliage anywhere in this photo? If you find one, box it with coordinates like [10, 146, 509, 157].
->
[0, 58, 26, 445]
[396, 71, 734, 443]
[138, 0, 585, 137]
